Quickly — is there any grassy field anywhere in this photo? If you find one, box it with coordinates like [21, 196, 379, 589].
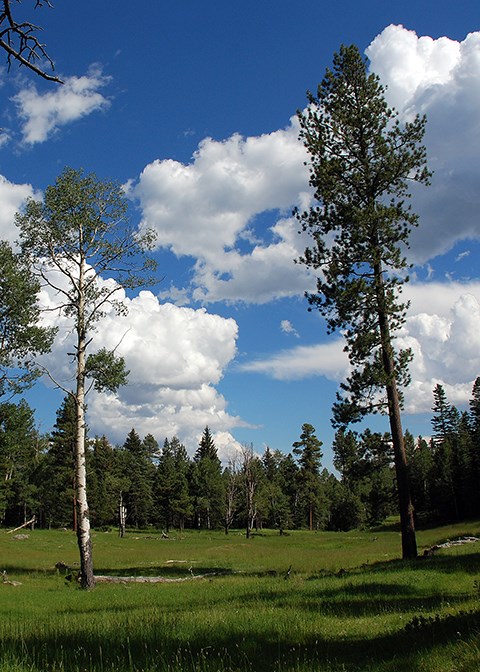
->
[1, 521, 480, 671]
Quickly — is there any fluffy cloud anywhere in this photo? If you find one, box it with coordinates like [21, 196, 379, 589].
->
[240, 281, 480, 414]
[367, 26, 480, 262]
[13, 67, 111, 144]
[127, 26, 480, 305]
[38, 284, 243, 457]
[401, 282, 480, 411]
[280, 320, 299, 338]
[128, 120, 313, 304]
[0, 175, 40, 243]
[239, 340, 348, 382]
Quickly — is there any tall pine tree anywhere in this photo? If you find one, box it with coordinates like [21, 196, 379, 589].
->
[295, 45, 430, 558]
[293, 424, 324, 530]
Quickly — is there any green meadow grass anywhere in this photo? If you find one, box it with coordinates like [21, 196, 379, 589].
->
[1, 521, 480, 671]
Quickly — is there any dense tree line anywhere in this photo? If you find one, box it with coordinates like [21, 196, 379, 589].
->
[2, 379, 479, 533]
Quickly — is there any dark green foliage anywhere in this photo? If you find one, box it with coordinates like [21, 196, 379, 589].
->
[295, 44, 430, 559]
[4, 380, 480, 533]
[327, 478, 365, 531]
[120, 429, 155, 528]
[332, 427, 394, 526]
[35, 395, 76, 529]
[155, 437, 192, 532]
[85, 348, 129, 394]
[191, 428, 224, 529]
[405, 381, 480, 525]
[261, 448, 293, 533]
[88, 436, 123, 528]
[295, 45, 430, 424]
[332, 428, 361, 489]
[195, 426, 218, 462]
[0, 399, 40, 526]
[428, 385, 475, 522]
[293, 423, 325, 530]
[0, 241, 55, 396]
[277, 452, 300, 526]
[407, 434, 434, 520]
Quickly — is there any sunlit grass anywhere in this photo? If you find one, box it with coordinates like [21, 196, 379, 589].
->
[1, 521, 480, 670]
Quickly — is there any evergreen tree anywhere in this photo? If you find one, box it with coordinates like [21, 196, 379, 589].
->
[196, 426, 218, 461]
[88, 436, 121, 528]
[358, 430, 395, 525]
[429, 385, 470, 521]
[293, 424, 324, 530]
[468, 377, 480, 516]
[154, 437, 191, 532]
[431, 384, 457, 443]
[0, 241, 55, 397]
[0, 400, 39, 526]
[261, 448, 292, 533]
[143, 434, 160, 463]
[122, 429, 154, 528]
[155, 438, 176, 531]
[327, 477, 365, 531]
[277, 453, 300, 527]
[295, 45, 430, 558]
[35, 396, 76, 529]
[170, 437, 193, 530]
[191, 429, 224, 529]
[332, 428, 360, 489]
[406, 434, 434, 521]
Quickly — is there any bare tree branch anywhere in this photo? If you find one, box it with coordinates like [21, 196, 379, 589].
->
[0, 0, 62, 83]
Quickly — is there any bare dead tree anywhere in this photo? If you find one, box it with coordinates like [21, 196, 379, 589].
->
[223, 455, 240, 535]
[0, 0, 62, 82]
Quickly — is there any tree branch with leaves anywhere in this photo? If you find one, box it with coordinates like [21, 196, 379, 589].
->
[16, 167, 157, 588]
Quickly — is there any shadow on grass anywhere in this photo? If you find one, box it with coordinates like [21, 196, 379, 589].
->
[93, 565, 234, 578]
[305, 551, 480, 580]
[0, 564, 234, 579]
[1, 604, 479, 672]
[2, 552, 480, 669]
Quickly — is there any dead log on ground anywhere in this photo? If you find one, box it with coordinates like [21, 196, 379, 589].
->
[94, 572, 219, 584]
[7, 517, 36, 534]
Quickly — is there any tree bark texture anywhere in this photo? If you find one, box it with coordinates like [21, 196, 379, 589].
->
[374, 259, 417, 559]
[75, 258, 95, 589]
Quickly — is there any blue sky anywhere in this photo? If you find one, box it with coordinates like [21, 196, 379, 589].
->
[2, 1, 480, 469]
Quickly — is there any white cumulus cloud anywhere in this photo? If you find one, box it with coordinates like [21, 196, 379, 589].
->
[240, 281, 480, 415]
[13, 66, 111, 144]
[0, 175, 40, 243]
[367, 26, 480, 262]
[37, 281, 244, 455]
[128, 119, 314, 304]
[127, 26, 480, 305]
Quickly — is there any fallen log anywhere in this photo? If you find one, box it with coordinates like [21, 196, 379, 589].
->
[94, 572, 218, 584]
[423, 536, 480, 556]
[2, 571, 22, 586]
[7, 517, 36, 534]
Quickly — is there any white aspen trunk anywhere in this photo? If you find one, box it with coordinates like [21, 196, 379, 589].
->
[75, 256, 95, 589]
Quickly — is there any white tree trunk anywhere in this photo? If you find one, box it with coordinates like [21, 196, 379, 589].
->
[75, 258, 95, 589]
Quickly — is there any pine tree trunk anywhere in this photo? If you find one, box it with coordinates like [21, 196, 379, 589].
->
[385, 378, 417, 559]
[374, 259, 417, 559]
